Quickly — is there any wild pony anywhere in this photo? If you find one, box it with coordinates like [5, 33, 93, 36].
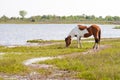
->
[65, 24, 101, 49]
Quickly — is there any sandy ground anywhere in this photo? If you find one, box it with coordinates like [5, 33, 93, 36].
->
[0, 42, 110, 80]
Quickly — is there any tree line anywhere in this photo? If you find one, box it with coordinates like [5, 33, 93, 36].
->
[0, 10, 120, 24]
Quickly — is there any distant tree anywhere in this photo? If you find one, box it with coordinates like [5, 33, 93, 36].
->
[82, 14, 86, 17]
[85, 16, 91, 20]
[105, 16, 114, 21]
[0, 15, 9, 22]
[19, 10, 27, 19]
[62, 16, 66, 20]
[98, 16, 103, 21]
[10, 17, 16, 20]
[113, 16, 120, 21]
[41, 15, 47, 20]
[91, 15, 96, 20]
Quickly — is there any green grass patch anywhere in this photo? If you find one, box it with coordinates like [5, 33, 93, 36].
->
[39, 38, 120, 79]
[0, 40, 92, 75]
[1, 38, 120, 79]
[0, 77, 3, 80]
[113, 25, 120, 29]
[27, 39, 63, 43]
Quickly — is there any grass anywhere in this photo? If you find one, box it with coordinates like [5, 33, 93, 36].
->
[39, 38, 120, 80]
[0, 78, 3, 80]
[0, 40, 92, 75]
[0, 38, 120, 80]
[113, 25, 120, 29]
[27, 39, 63, 43]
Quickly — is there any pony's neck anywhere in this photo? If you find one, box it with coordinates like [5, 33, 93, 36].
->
[68, 27, 78, 38]
[68, 34, 74, 38]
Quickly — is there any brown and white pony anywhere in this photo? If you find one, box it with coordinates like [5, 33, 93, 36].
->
[65, 24, 101, 49]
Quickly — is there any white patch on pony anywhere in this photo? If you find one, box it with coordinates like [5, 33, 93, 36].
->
[68, 27, 88, 38]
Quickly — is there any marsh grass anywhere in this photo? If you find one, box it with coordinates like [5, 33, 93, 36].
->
[0, 78, 3, 80]
[0, 38, 120, 79]
[27, 39, 63, 43]
[39, 39, 120, 79]
[0, 40, 92, 75]
[113, 26, 120, 29]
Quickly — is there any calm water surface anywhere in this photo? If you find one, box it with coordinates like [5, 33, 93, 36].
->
[0, 24, 120, 45]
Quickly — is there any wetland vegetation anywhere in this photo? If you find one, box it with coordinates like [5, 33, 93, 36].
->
[113, 25, 120, 29]
[0, 38, 120, 79]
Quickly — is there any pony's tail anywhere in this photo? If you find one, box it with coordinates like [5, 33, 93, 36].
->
[98, 29, 101, 43]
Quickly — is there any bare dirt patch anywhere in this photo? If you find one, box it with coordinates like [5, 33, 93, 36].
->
[26, 42, 62, 47]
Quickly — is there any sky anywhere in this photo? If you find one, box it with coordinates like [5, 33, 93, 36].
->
[0, 0, 120, 18]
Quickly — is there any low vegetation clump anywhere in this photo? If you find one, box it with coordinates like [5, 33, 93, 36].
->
[27, 39, 62, 43]
[113, 25, 120, 29]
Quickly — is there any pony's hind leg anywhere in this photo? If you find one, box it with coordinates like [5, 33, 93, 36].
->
[93, 38, 99, 49]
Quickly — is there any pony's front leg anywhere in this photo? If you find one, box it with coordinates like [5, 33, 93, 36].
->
[77, 37, 80, 48]
[79, 37, 82, 48]
[77, 36, 82, 48]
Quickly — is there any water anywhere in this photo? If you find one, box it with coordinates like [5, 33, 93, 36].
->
[0, 24, 120, 46]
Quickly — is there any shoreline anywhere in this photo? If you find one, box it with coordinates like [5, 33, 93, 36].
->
[0, 23, 120, 25]
[0, 38, 120, 47]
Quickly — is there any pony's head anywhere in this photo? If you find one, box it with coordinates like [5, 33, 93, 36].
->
[65, 36, 71, 47]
